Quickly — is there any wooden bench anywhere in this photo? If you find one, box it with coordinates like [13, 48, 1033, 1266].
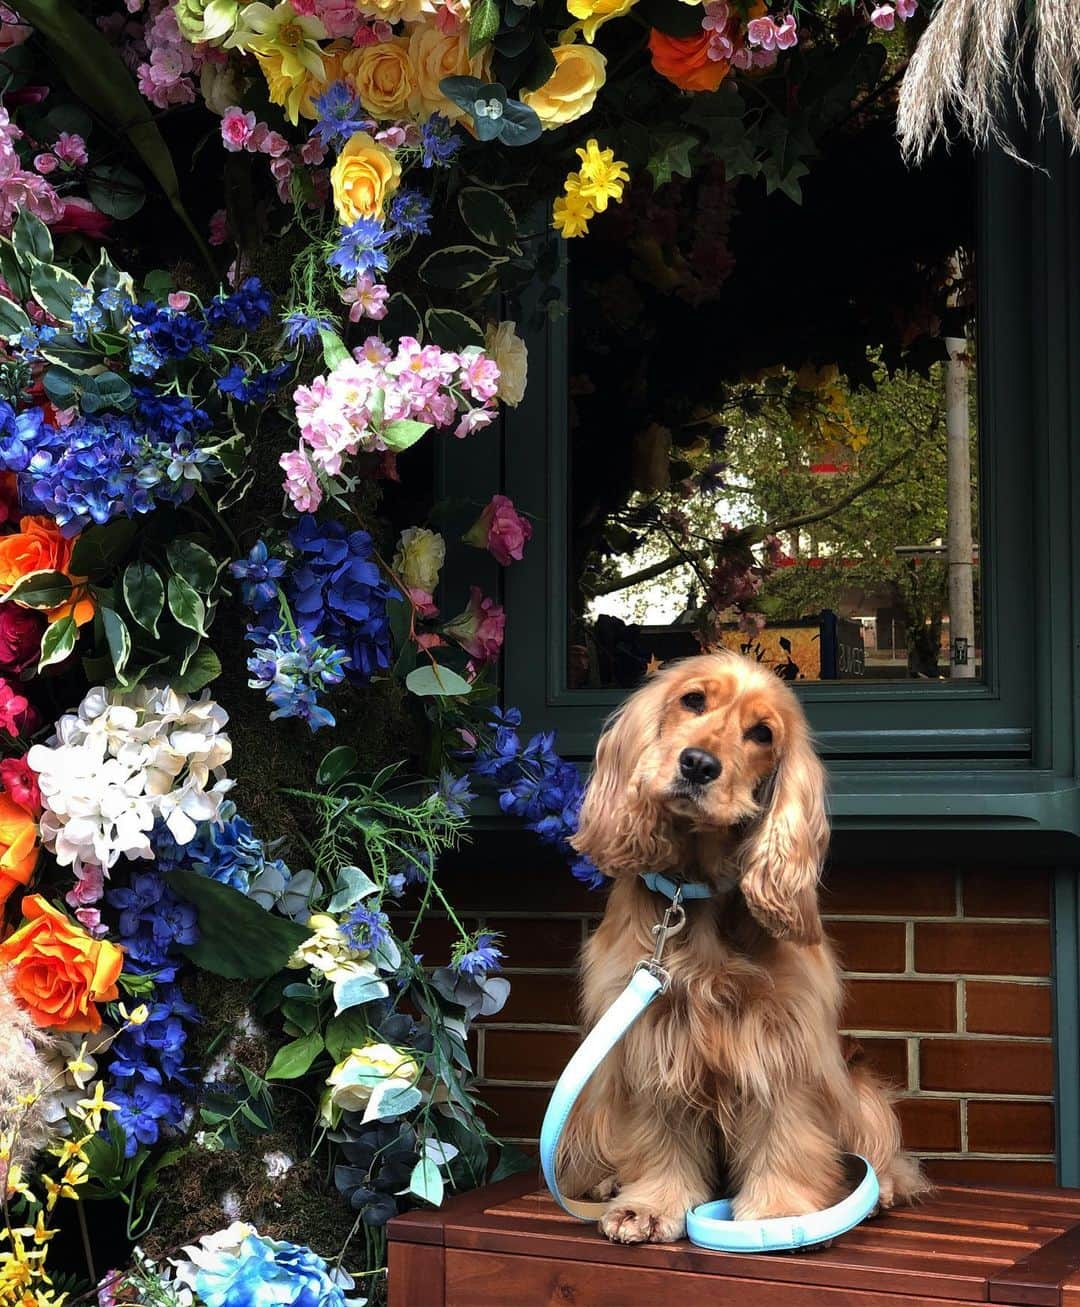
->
[387, 1170, 1080, 1306]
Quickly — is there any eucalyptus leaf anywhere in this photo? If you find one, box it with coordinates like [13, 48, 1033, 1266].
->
[333, 971, 390, 1014]
[328, 864, 379, 912]
[408, 1158, 445, 1206]
[362, 1081, 422, 1123]
[406, 664, 473, 697]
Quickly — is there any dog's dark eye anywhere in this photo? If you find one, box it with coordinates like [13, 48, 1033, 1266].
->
[680, 691, 707, 714]
[745, 722, 773, 744]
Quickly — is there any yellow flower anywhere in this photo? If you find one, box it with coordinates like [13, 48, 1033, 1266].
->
[552, 184, 594, 239]
[407, 20, 491, 122]
[118, 1002, 149, 1026]
[565, 0, 636, 43]
[326, 1044, 419, 1114]
[225, 1, 326, 80]
[343, 38, 416, 120]
[256, 49, 327, 125]
[484, 321, 529, 406]
[574, 139, 629, 211]
[71, 1079, 118, 1131]
[522, 43, 606, 128]
[330, 132, 401, 223]
[5, 1162, 32, 1201]
[49, 1137, 89, 1167]
[392, 527, 445, 597]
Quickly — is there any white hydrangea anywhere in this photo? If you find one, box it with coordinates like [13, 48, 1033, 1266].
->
[28, 683, 234, 875]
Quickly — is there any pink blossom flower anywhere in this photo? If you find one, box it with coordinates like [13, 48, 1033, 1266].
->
[0, 756, 40, 816]
[65, 862, 105, 909]
[870, 3, 896, 29]
[443, 586, 505, 663]
[168, 291, 192, 310]
[209, 209, 229, 246]
[221, 106, 257, 152]
[301, 137, 327, 165]
[290, 0, 318, 12]
[895, 0, 917, 16]
[75, 907, 106, 937]
[774, 14, 797, 48]
[342, 273, 389, 323]
[408, 588, 439, 618]
[375, 125, 407, 148]
[457, 347, 501, 402]
[746, 15, 776, 49]
[33, 153, 58, 175]
[53, 132, 88, 166]
[416, 632, 446, 650]
[464, 493, 533, 566]
[454, 408, 495, 439]
[261, 130, 290, 158]
[0, 677, 39, 737]
[280, 447, 323, 513]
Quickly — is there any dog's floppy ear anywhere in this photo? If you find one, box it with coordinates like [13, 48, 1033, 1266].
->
[571, 676, 676, 877]
[736, 709, 828, 945]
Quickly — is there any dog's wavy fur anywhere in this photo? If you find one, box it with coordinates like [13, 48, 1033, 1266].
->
[561, 652, 929, 1244]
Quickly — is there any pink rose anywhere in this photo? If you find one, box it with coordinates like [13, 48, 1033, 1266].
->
[463, 494, 533, 566]
[0, 604, 43, 674]
[870, 4, 895, 29]
[0, 756, 40, 816]
[0, 678, 39, 737]
[443, 586, 505, 663]
[221, 106, 256, 152]
[53, 132, 88, 167]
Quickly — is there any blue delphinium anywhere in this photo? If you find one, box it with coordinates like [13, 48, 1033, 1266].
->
[230, 540, 286, 612]
[217, 360, 293, 405]
[469, 708, 602, 889]
[129, 300, 212, 359]
[419, 114, 460, 168]
[451, 931, 504, 979]
[388, 189, 432, 238]
[185, 1231, 347, 1307]
[205, 277, 273, 331]
[287, 516, 397, 684]
[328, 219, 391, 279]
[247, 626, 350, 731]
[311, 81, 372, 149]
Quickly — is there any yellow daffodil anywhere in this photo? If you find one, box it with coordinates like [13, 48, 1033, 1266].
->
[573, 139, 629, 211]
[225, 1, 326, 80]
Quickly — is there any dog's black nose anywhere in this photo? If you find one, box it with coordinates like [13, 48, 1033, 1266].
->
[679, 747, 721, 785]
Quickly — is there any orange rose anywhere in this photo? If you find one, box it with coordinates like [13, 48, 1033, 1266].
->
[0, 515, 95, 626]
[0, 895, 122, 1032]
[648, 29, 730, 93]
[0, 793, 39, 908]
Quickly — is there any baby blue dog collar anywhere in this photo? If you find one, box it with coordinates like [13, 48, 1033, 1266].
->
[640, 871, 715, 901]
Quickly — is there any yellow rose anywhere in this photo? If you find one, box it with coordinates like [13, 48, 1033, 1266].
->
[358, 0, 436, 21]
[522, 43, 606, 128]
[407, 20, 491, 121]
[326, 1044, 420, 1114]
[484, 321, 528, 407]
[287, 913, 378, 980]
[331, 131, 402, 223]
[566, 0, 635, 43]
[393, 527, 446, 596]
[343, 38, 416, 121]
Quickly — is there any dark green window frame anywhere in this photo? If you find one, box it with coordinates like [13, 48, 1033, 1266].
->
[441, 134, 1080, 844]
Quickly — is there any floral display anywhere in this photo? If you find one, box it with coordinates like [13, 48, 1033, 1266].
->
[0, 0, 946, 1300]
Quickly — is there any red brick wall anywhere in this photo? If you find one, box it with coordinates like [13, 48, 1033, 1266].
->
[420, 851, 1056, 1183]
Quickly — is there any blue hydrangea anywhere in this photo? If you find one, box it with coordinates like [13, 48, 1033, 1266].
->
[287, 516, 397, 685]
[311, 82, 372, 149]
[0, 399, 50, 472]
[328, 219, 391, 279]
[152, 805, 291, 895]
[187, 1232, 347, 1307]
[129, 301, 212, 359]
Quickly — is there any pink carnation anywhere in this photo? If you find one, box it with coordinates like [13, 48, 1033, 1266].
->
[443, 586, 505, 663]
[464, 493, 533, 566]
[54, 132, 88, 166]
[65, 862, 105, 909]
[33, 153, 58, 175]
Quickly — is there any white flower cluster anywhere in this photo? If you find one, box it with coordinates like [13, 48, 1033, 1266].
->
[28, 683, 234, 874]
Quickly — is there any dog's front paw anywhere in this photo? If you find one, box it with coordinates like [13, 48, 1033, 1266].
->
[600, 1203, 685, 1244]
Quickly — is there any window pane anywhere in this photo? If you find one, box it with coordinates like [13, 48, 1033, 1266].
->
[566, 143, 979, 689]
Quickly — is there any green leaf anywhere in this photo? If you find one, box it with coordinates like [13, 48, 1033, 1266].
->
[38, 615, 77, 671]
[457, 188, 517, 249]
[170, 646, 222, 693]
[406, 664, 473, 697]
[28, 261, 86, 324]
[318, 327, 350, 370]
[419, 245, 505, 291]
[266, 1031, 324, 1081]
[0, 241, 29, 303]
[324, 1012, 369, 1062]
[80, 372, 133, 415]
[328, 865, 379, 913]
[70, 518, 139, 578]
[122, 562, 164, 637]
[10, 0, 213, 270]
[0, 296, 31, 342]
[42, 366, 80, 409]
[380, 293, 423, 341]
[317, 745, 357, 787]
[3, 569, 72, 608]
[381, 419, 431, 453]
[491, 1142, 536, 1182]
[408, 1158, 445, 1206]
[101, 606, 132, 676]
[363, 1082, 421, 1123]
[467, 0, 499, 56]
[647, 131, 698, 188]
[86, 162, 145, 220]
[333, 971, 390, 1013]
[165, 871, 311, 978]
[166, 539, 219, 593]
[167, 574, 208, 636]
[12, 210, 53, 265]
[424, 308, 485, 351]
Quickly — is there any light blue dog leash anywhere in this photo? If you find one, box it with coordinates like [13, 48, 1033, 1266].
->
[540, 876, 880, 1253]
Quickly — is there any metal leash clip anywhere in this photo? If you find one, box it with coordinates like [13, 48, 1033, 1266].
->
[634, 885, 686, 991]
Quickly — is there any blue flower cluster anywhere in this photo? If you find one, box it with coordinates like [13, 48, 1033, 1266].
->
[451, 931, 504, 978]
[187, 1230, 347, 1307]
[152, 803, 291, 895]
[287, 517, 397, 685]
[343, 904, 389, 953]
[0, 400, 215, 536]
[329, 219, 390, 280]
[217, 360, 293, 406]
[126, 277, 272, 375]
[420, 114, 460, 168]
[388, 189, 432, 237]
[469, 707, 602, 889]
[104, 871, 200, 1156]
[247, 626, 349, 732]
[311, 81, 373, 150]
[206, 278, 273, 332]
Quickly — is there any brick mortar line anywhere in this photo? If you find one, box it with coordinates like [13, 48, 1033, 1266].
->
[842, 972, 1051, 982]
[842, 1028, 1052, 1041]
[823, 914, 1051, 924]
[475, 1080, 1055, 1103]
